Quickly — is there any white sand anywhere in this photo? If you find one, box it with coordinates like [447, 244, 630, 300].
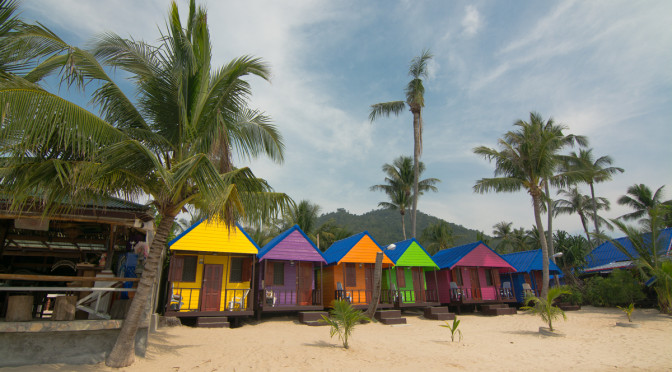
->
[4, 306, 671, 371]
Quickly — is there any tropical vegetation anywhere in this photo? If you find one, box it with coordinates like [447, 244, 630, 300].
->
[521, 286, 571, 332]
[0, 0, 291, 367]
[474, 112, 585, 298]
[369, 50, 433, 238]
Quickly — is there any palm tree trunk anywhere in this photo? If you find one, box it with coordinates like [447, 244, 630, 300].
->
[106, 212, 176, 368]
[578, 211, 592, 246]
[545, 181, 560, 287]
[400, 210, 407, 240]
[532, 192, 550, 298]
[411, 110, 422, 238]
[589, 182, 601, 244]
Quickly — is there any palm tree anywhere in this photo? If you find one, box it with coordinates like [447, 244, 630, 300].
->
[618, 184, 666, 225]
[420, 221, 455, 255]
[521, 286, 571, 332]
[566, 149, 623, 239]
[473, 112, 581, 298]
[0, 1, 291, 367]
[282, 200, 321, 236]
[369, 50, 433, 238]
[554, 187, 610, 246]
[492, 221, 514, 253]
[552, 231, 589, 286]
[370, 156, 439, 239]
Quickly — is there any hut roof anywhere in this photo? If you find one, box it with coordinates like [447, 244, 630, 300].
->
[432, 241, 516, 272]
[169, 220, 259, 254]
[322, 231, 393, 266]
[584, 227, 672, 271]
[383, 238, 438, 268]
[500, 249, 561, 274]
[257, 225, 326, 262]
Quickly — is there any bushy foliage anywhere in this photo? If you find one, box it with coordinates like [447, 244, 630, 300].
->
[558, 284, 583, 305]
[584, 270, 645, 307]
[522, 287, 571, 332]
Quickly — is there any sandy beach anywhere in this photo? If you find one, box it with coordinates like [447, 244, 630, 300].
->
[3, 306, 671, 372]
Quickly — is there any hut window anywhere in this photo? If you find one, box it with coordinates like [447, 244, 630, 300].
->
[273, 262, 285, 285]
[169, 255, 197, 282]
[396, 267, 406, 287]
[485, 269, 494, 286]
[452, 268, 463, 286]
[345, 263, 357, 287]
[230, 257, 244, 283]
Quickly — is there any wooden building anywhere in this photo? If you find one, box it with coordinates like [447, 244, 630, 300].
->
[320, 231, 394, 309]
[500, 249, 562, 303]
[381, 238, 440, 307]
[256, 225, 326, 313]
[165, 220, 259, 326]
[430, 241, 517, 307]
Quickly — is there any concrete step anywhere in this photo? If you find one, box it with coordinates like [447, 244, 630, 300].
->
[197, 321, 230, 328]
[425, 313, 455, 321]
[374, 310, 402, 320]
[303, 320, 328, 327]
[481, 304, 509, 311]
[557, 304, 581, 311]
[424, 307, 450, 316]
[197, 316, 229, 324]
[299, 311, 329, 323]
[483, 307, 517, 316]
[380, 317, 407, 325]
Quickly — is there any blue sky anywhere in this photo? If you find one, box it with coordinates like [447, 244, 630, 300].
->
[21, 0, 672, 236]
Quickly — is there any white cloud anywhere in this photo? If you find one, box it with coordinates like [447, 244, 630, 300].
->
[461, 5, 482, 37]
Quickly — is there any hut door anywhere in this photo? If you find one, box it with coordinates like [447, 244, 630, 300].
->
[201, 264, 223, 312]
[412, 268, 425, 303]
[298, 262, 313, 306]
[469, 268, 481, 300]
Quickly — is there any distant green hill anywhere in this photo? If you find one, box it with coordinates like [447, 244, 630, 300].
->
[316, 208, 488, 248]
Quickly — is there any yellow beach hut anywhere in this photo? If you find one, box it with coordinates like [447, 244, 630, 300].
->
[165, 220, 259, 327]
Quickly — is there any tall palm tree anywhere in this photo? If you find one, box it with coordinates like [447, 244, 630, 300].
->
[0, 1, 291, 367]
[618, 184, 666, 225]
[420, 221, 455, 255]
[369, 50, 432, 238]
[554, 187, 610, 246]
[566, 148, 623, 239]
[370, 155, 439, 240]
[473, 112, 581, 298]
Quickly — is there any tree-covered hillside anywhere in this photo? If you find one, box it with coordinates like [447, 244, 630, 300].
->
[316, 208, 486, 248]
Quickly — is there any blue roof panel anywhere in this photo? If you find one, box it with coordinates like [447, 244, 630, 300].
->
[501, 249, 561, 274]
[431, 241, 480, 269]
[584, 227, 672, 269]
[322, 231, 368, 265]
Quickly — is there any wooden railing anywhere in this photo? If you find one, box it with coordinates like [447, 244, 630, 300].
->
[335, 289, 396, 305]
[167, 287, 251, 312]
[260, 288, 322, 307]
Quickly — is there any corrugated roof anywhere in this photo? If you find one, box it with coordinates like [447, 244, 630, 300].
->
[322, 231, 393, 265]
[383, 238, 438, 268]
[584, 227, 672, 270]
[432, 241, 481, 269]
[501, 249, 561, 274]
[257, 224, 325, 262]
[169, 219, 259, 254]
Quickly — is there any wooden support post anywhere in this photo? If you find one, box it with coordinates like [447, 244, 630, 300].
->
[364, 252, 383, 319]
[104, 225, 116, 271]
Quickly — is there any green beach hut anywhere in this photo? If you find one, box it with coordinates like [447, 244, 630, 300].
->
[382, 238, 440, 307]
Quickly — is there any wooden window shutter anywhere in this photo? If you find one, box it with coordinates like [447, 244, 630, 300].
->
[493, 269, 501, 288]
[265, 261, 274, 286]
[242, 257, 252, 282]
[345, 263, 356, 287]
[396, 267, 406, 287]
[181, 256, 198, 282]
[273, 262, 284, 285]
[169, 255, 184, 282]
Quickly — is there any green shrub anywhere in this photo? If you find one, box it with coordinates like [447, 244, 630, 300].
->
[558, 284, 583, 305]
[320, 300, 370, 349]
[584, 270, 645, 307]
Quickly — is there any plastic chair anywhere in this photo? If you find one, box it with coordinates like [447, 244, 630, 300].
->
[336, 282, 352, 303]
[450, 282, 463, 301]
[228, 289, 250, 311]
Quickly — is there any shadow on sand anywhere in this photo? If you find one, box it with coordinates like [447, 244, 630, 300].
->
[302, 340, 339, 349]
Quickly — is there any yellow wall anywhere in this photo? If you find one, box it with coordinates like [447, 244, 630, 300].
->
[171, 253, 253, 312]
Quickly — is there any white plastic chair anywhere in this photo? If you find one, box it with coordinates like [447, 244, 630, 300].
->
[228, 289, 250, 311]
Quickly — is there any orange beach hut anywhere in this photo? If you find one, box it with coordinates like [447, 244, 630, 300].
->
[320, 231, 394, 308]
